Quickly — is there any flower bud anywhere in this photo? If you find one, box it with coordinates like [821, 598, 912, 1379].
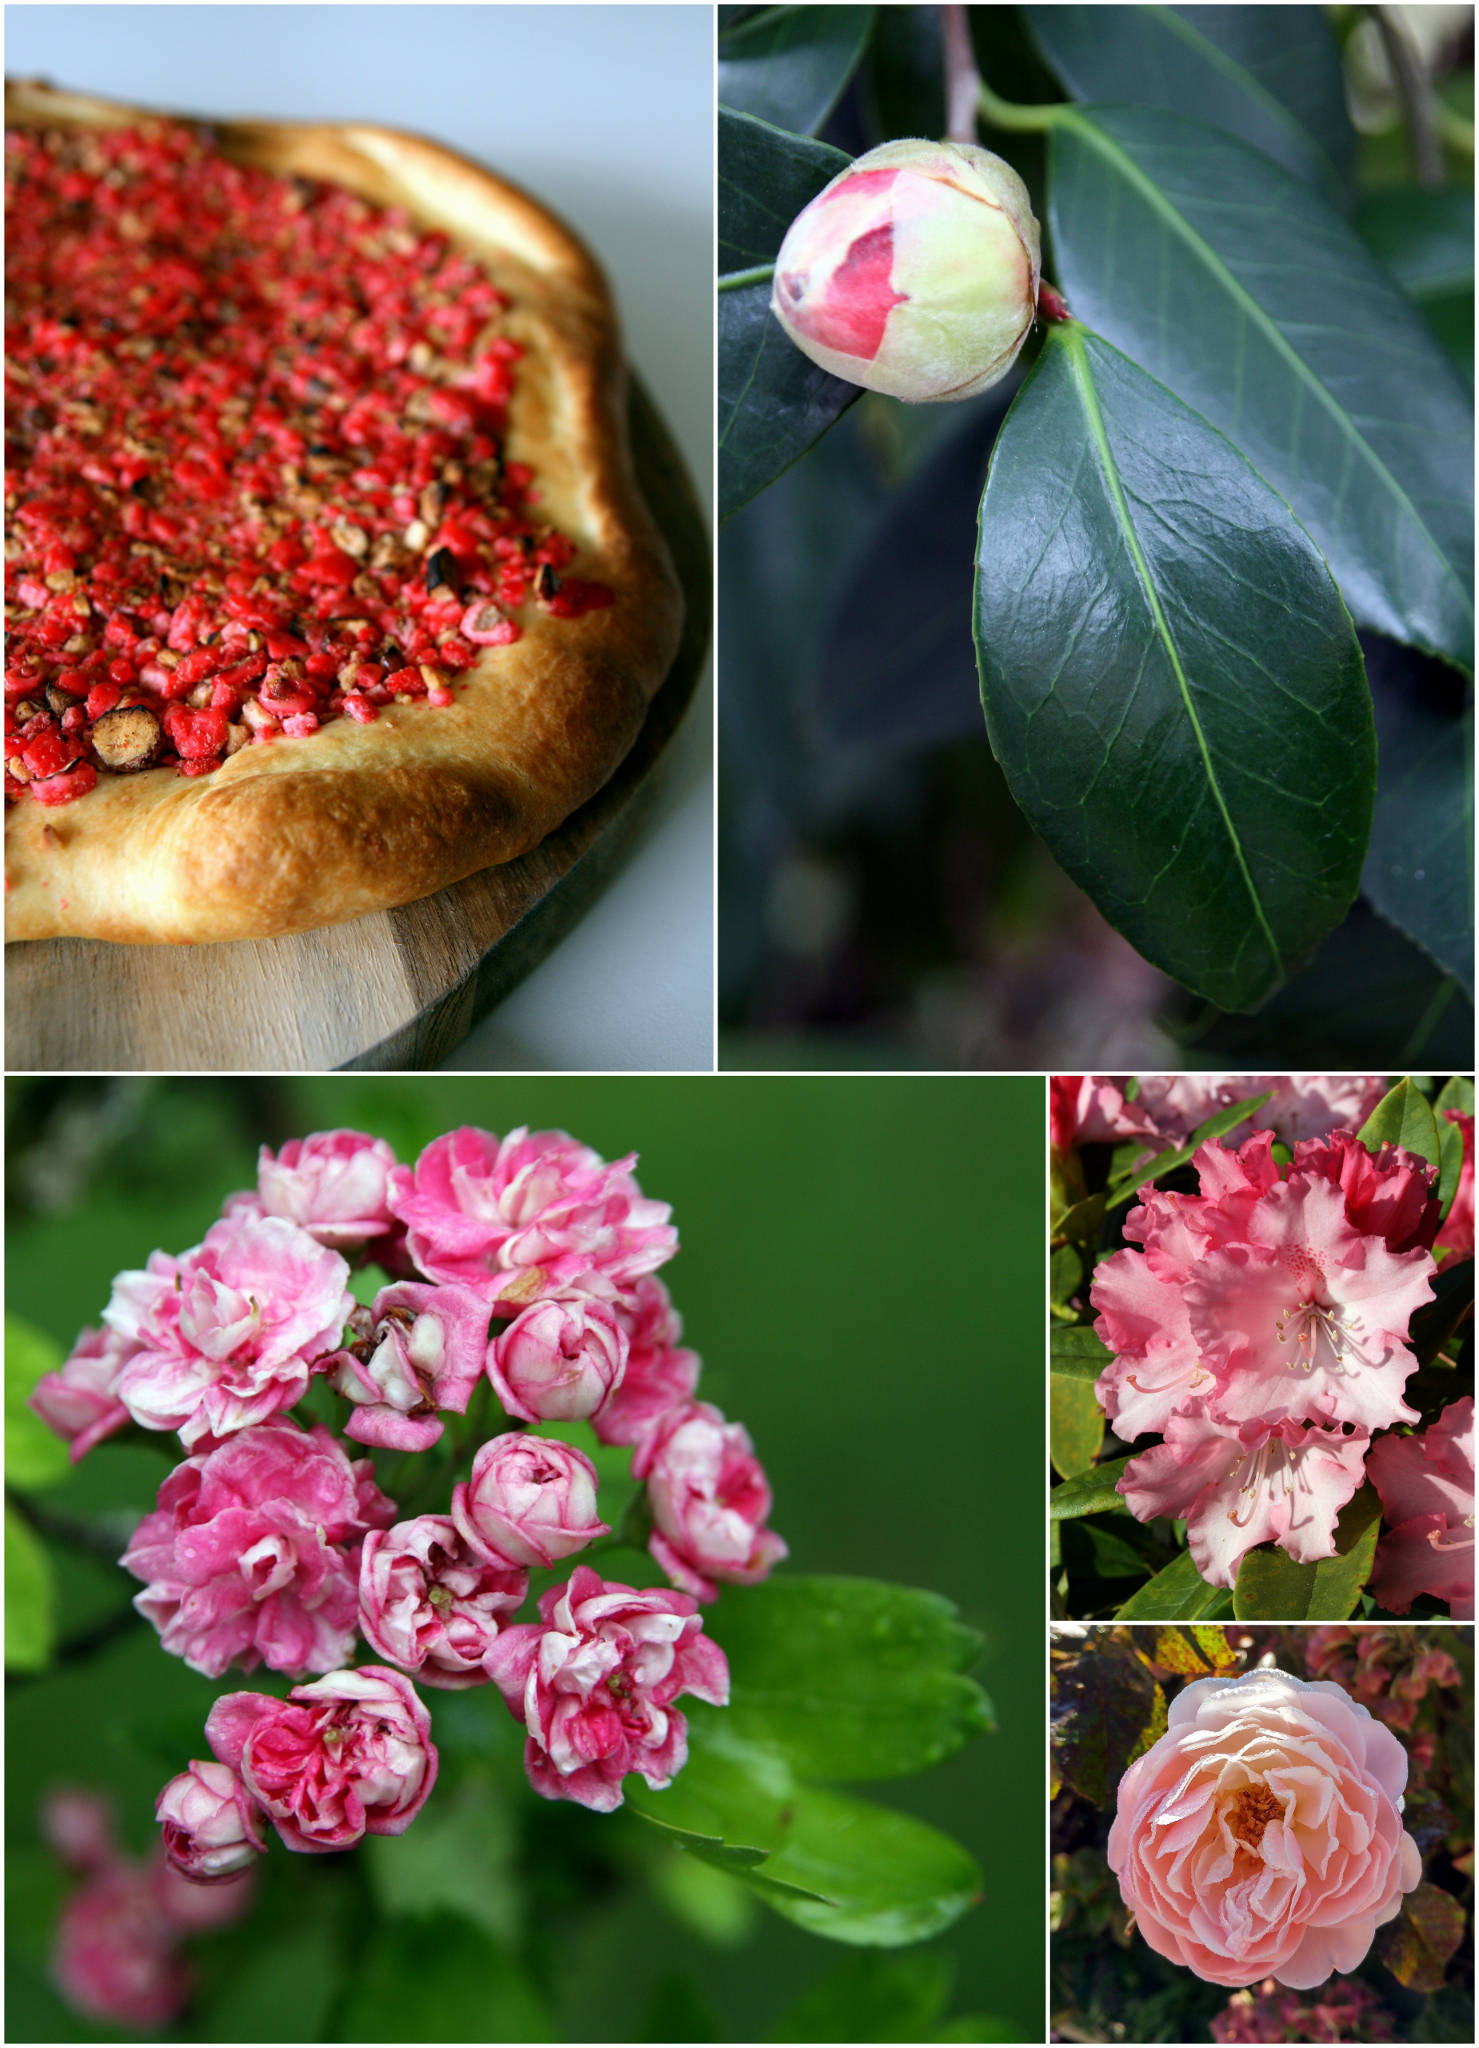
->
[770, 138, 1040, 403]
[451, 1432, 608, 1569]
[489, 1294, 628, 1423]
[155, 1760, 266, 1882]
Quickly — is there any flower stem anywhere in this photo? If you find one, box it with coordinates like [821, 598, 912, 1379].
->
[977, 75, 1069, 134]
[719, 265, 775, 293]
[940, 5, 983, 146]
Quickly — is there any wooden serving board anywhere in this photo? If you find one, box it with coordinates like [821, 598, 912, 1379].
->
[5, 385, 710, 1073]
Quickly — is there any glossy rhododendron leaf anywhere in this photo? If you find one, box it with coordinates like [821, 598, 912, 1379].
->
[710, 1576, 991, 1781]
[1024, 3, 1355, 202]
[1361, 638, 1474, 995]
[1114, 1548, 1232, 1622]
[1051, 1636, 1166, 1806]
[4, 1315, 71, 1493]
[1358, 1078, 1443, 1173]
[4, 1503, 55, 1674]
[1049, 108, 1475, 670]
[719, 111, 858, 520]
[1052, 1377, 1105, 1480]
[1051, 1326, 1113, 1383]
[1231, 1483, 1382, 1620]
[1051, 1456, 1134, 1520]
[719, 5, 876, 136]
[1376, 1880, 1467, 1992]
[1102, 1093, 1274, 1209]
[977, 323, 1373, 1010]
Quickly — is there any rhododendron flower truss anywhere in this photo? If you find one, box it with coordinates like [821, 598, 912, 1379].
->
[1053, 1075, 1474, 1620]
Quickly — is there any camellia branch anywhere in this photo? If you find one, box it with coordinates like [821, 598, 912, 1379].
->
[940, 4, 983, 146]
[1372, 4, 1443, 187]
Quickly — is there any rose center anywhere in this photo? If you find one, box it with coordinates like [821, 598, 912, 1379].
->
[1227, 1782, 1281, 1850]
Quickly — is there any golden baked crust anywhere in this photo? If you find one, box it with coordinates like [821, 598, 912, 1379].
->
[4, 80, 684, 944]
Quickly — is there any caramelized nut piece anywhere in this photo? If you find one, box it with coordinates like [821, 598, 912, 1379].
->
[91, 704, 163, 772]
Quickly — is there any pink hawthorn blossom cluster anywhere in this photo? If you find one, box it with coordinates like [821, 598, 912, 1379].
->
[1209, 1976, 1396, 2043]
[1089, 1120, 1474, 1596]
[41, 1787, 254, 2028]
[30, 1124, 786, 1899]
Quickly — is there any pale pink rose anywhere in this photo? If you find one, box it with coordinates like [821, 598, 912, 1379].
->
[1367, 1397, 1475, 1620]
[1108, 1669, 1422, 1989]
[122, 1420, 396, 1678]
[104, 1214, 354, 1446]
[225, 1129, 399, 1250]
[156, 1760, 267, 1881]
[387, 1125, 677, 1308]
[325, 1281, 490, 1451]
[592, 1276, 702, 1448]
[633, 1400, 788, 1601]
[205, 1666, 437, 1852]
[41, 1788, 119, 1875]
[1117, 1410, 1371, 1590]
[1436, 1111, 1474, 1260]
[52, 1864, 191, 2029]
[1050, 1075, 1158, 1152]
[1135, 1075, 1388, 1149]
[29, 1326, 134, 1462]
[489, 1294, 628, 1423]
[484, 1564, 729, 1812]
[451, 1432, 608, 1569]
[1092, 1133, 1434, 1442]
[359, 1515, 528, 1688]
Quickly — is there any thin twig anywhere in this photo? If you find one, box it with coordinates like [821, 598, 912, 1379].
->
[940, 4, 982, 145]
[1373, 4, 1443, 186]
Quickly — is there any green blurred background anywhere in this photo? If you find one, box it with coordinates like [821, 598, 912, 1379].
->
[5, 1075, 1044, 2042]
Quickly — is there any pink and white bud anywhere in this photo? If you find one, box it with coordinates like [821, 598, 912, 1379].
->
[156, 1760, 267, 1882]
[633, 1400, 787, 1601]
[227, 1129, 400, 1251]
[326, 1281, 490, 1451]
[484, 1564, 730, 1812]
[451, 1432, 609, 1569]
[359, 1515, 528, 1688]
[592, 1275, 701, 1447]
[205, 1666, 437, 1853]
[489, 1293, 628, 1423]
[41, 1788, 120, 1875]
[29, 1326, 134, 1463]
[771, 138, 1041, 403]
[52, 1866, 191, 2029]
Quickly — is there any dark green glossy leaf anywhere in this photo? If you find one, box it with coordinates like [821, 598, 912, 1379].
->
[977, 322, 1373, 1010]
[1025, 4, 1354, 200]
[1104, 1092, 1274, 1207]
[4, 1503, 55, 1673]
[4, 1313, 70, 1493]
[718, 111, 857, 520]
[1051, 1376, 1105, 1479]
[1078, 1521, 1155, 1583]
[1049, 107, 1475, 670]
[1050, 1455, 1133, 1520]
[1409, 1257, 1474, 1369]
[1361, 636, 1473, 994]
[1051, 1325, 1112, 1383]
[1231, 1484, 1382, 1620]
[1358, 1075, 1442, 1170]
[1114, 1547, 1229, 1620]
[710, 1576, 991, 1781]
[719, 6, 876, 136]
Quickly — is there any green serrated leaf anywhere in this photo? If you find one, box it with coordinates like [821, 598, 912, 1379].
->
[1114, 1547, 1230, 1621]
[978, 320, 1373, 1011]
[4, 1314, 72, 1493]
[1051, 1376, 1105, 1480]
[1231, 1484, 1383, 1620]
[1051, 1456, 1133, 1521]
[1049, 107, 1474, 670]
[4, 1503, 56, 1673]
[1050, 1326, 1111, 1383]
[1358, 1076, 1443, 1170]
[704, 1576, 991, 1781]
[718, 110, 858, 520]
[719, 5, 876, 136]
[1024, 2, 1354, 200]
[1104, 1092, 1275, 1208]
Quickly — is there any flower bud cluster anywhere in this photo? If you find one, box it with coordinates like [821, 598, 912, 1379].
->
[31, 1122, 786, 1910]
[1088, 1116, 1454, 1593]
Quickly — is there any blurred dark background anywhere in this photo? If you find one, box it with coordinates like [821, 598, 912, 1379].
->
[719, 4, 1475, 1073]
[5, 1075, 1043, 2042]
